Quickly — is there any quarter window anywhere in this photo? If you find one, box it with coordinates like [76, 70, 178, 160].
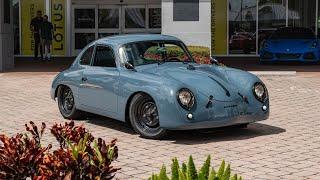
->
[93, 46, 116, 67]
[80, 46, 94, 65]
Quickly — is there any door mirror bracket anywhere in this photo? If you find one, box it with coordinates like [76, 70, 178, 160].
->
[210, 57, 219, 65]
[124, 62, 137, 72]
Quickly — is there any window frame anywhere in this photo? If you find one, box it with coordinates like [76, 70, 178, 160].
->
[92, 44, 117, 68]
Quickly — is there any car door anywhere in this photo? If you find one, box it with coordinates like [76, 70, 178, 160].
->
[80, 44, 120, 115]
[78, 45, 95, 108]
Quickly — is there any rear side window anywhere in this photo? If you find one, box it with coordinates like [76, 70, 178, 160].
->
[80, 46, 94, 65]
[93, 46, 116, 67]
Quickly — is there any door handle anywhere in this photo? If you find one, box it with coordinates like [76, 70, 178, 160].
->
[82, 77, 88, 82]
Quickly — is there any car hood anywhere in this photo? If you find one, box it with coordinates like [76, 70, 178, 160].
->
[266, 39, 316, 52]
[136, 63, 246, 101]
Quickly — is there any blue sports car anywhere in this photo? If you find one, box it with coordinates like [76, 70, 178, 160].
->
[260, 27, 320, 62]
[51, 34, 269, 139]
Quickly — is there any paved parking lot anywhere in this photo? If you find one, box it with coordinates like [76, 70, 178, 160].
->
[0, 72, 319, 180]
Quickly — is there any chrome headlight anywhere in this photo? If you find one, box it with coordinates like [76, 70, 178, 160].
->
[253, 82, 268, 102]
[177, 88, 195, 110]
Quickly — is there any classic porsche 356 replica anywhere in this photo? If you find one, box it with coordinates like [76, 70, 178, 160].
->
[51, 34, 269, 139]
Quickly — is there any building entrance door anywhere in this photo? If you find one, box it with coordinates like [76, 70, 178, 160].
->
[72, 4, 161, 56]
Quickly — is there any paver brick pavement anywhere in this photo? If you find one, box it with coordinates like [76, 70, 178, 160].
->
[0, 72, 319, 179]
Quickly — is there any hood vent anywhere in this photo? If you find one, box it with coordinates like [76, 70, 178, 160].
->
[208, 76, 230, 97]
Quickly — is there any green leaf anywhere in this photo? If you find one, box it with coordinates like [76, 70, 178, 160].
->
[93, 140, 104, 166]
[230, 174, 238, 180]
[182, 162, 187, 177]
[149, 174, 159, 180]
[179, 169, 187, 180]
[222, 164, 230, 180]
[208, 167, 216, 180]
[159, 165, 169, 180]
[217, 160, 225, 178]
[199, 155, 211, 179]
[187, 156, 198, 180]
[171, 158, 180, 180]
[66, 138, 78, 160]
[108, 147, 115, 160]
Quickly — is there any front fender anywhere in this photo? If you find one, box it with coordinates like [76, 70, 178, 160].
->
[118, 70, 186, 125]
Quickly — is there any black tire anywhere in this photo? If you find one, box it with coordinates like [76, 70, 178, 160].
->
[129, 93, 167, 139]
[57, 86, 84, 120]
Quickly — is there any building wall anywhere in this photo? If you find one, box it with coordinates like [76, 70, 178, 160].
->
[0, 0, 14, 72]
[162, 0, 211, 48]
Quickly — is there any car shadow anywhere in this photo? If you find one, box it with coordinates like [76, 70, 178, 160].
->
[84, 115, 285, 144]
[164, 123, 286, 145]
[83, 115, 136, 135]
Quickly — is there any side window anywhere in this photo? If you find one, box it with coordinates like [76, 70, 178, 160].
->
[93, 46, 116, 67]
[80, 46, 94, 65]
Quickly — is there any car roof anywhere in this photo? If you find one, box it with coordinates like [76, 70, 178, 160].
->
[95, 34, 182, 46]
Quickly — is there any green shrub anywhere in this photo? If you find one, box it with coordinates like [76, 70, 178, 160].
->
[149, 155, 242, 180]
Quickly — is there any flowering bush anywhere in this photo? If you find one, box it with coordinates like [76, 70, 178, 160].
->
[144, 46, 211, 64]
[0, 121, 119, 180]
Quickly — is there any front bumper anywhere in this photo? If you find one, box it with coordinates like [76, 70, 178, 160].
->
[260, 50, 320, 62]
[170, 111, 269, 130]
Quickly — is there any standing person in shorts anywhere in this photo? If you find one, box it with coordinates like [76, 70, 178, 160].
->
[41, 15, 54, 61]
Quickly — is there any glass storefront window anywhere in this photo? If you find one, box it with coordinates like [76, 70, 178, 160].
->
[74, 9, 95, 29]
[98, 9, 119, 29]
[75, 33, 95, 50]
[149, 8, 161, 29]
[125, 8, 146, 28]
[13, 0, 20, 54]
[258, 0, 286, 50]
[98, 33, 119, 38]
[288, 0, 316, 31]
[229, 0, 257, 54]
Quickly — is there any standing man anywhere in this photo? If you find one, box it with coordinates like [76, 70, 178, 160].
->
[41, 15, 54, 61]
[30, 11, 44, 60]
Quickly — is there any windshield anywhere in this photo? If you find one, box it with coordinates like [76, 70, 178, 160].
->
[270, 28, 315, 39]
[119, 41, 194, 66]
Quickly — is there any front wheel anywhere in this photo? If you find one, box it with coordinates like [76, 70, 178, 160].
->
[57, 86, 84, 120]
[129, 93, 167, 139]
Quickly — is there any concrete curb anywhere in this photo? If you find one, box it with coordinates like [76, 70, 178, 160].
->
[250, 71, 296, 76]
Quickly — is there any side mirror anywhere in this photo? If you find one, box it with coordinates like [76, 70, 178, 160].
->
[210, 57, 219, 65]
[124, 62, 137, 72]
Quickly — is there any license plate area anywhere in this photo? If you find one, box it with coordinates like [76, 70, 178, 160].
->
[224, 105, 239, 117]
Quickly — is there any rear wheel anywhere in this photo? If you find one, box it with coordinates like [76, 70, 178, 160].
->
[57, 86, 84, 120]
[129, 93, 167, 139]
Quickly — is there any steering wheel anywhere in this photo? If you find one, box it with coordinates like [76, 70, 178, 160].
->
[167, 57, 181, 61]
